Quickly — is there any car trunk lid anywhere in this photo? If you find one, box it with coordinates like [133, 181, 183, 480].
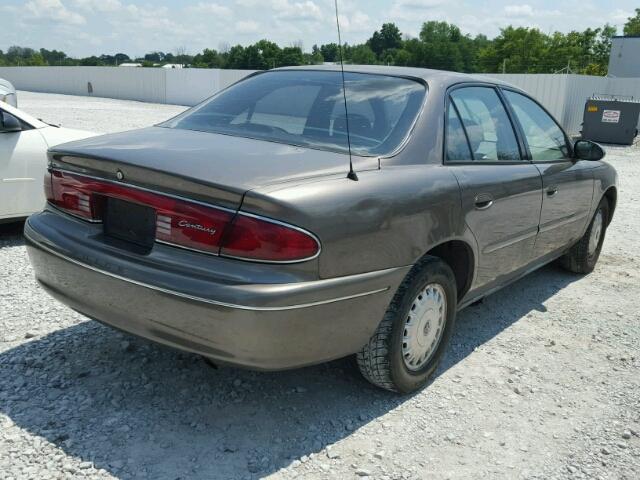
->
[48, 126, 379, 210]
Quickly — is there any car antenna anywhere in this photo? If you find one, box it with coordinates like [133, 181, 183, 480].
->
[334, 0, 358, 181]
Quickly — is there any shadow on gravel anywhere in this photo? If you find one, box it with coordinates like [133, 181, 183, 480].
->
[0, 262, 578, 479]
[0, 220, 25, 248]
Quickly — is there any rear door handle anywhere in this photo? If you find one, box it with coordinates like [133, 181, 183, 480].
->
[547, 186, 559, 197]
[474, 193, 494, 210]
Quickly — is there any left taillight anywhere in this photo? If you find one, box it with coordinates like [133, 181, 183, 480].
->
[46, 169, 105, 221]
[46, 170, 234, 254]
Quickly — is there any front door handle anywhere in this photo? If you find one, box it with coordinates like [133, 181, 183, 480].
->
[474, 193, 494, 210]
[547, 186, 559, 197]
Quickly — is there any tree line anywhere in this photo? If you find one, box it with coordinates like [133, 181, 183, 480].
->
[1, 9, 639, 76]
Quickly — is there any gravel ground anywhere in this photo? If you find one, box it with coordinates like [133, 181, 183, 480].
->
[16, 90, 187, 134]
[1, 92, 639, 480]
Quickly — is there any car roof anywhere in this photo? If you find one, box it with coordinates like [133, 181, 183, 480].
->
[275, 64, 519, 90]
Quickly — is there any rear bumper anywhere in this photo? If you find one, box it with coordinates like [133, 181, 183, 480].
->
[25, 211, 408, 370]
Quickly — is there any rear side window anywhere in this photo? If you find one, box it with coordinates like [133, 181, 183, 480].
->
[163, 70, 426, 157]
[503, 90, 570, 161]
[450, 87, 521, 162]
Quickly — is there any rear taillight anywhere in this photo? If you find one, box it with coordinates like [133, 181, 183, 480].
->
[220, 214, 320, 262]
[47, 170, 233, 253]
[153, 200, 231, 255]
[47, 170, 105, 221]
[45, 169, 320, 262]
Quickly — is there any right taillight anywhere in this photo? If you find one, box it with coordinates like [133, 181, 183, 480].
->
[219, 214, 320, 262]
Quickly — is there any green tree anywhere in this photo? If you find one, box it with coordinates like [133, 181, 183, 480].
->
[309, 45, 324, 64]
[225, 45, 247, 69]
[417, 21, 466, 71]
[277, 46, 304, 67]
[79, 55, 102, 66]
[192, 48, 222, 68]
[115, 53, 131, 65]
[144, 51, 164, 63]
[256, 40, 281, 69]
[478, 26, 548, 73]
[319, 43, 340, 62]
[39, 48, 67, 65]
[624, 8, 640, 35]
[348, 44, 377, 65]
[367, 23, 402, 59]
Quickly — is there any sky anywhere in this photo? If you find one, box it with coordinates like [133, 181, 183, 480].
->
[0, 0, 636, 58]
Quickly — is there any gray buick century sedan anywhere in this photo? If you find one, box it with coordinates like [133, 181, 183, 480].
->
[25, 66, 617, 393]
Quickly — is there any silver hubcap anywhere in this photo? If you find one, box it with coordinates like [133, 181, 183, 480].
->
[588, 210, 604, 256]
[402, 283, 447, 371]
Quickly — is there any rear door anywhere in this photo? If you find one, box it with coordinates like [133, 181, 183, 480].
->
[445, 85, 542, 292]
[501, 89, 595, 257]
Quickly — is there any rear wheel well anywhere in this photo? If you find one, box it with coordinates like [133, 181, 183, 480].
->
[424, 241, 474, 299]
[603, 187, 617, 225]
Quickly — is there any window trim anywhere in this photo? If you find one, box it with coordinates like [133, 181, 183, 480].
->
[498, 86, 574, 164]
[447, 98, 474, 161]
[0, 106, 36, 131]
[442, 82, 528, 166]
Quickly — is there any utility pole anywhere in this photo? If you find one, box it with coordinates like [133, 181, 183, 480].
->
[502, 58, 507, 74]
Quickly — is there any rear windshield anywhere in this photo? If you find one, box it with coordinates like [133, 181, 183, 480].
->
[161, 70, 426, 156]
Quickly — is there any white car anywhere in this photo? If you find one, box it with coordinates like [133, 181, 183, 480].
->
[1, 102, 96, 222]
[0, 79, 17, 107]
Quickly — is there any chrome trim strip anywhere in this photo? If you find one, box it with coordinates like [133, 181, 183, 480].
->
[50, 167, 238, 214]
[538, 211, 589, 234]
[28, 236, 388, 311]
[155, 239, 220, 257]
[483, 226, 538, 254]
[48, 203, 103, 224]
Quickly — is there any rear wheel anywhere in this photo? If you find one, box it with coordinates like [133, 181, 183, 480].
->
[357, 256, 457, 394]
[560, 198, 609, 274]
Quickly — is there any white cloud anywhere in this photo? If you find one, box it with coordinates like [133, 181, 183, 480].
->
[72, 0, 122, 13]
[25, 0, 86, 25]
[187, 2, 233, 17]
[610, 8, 632, 25]
[390, 0, 445, 22]
[504, 5, 534, 18]
[273, 0, 324, 22]
[395, 0, 445, 8]
[236, 20, 260, 34]
[338, 10, 371, 33]
[504, 4, 561, 20]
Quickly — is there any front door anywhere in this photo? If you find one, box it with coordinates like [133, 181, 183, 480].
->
[446, 86, 543, 292]
[0, 110, 48, 219]
[501, 90, 595, 257]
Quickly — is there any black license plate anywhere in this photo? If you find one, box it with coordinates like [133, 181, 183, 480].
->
[103, 198, 156, 249]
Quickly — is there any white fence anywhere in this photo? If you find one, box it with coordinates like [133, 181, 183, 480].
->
[1, 67, 639, 134]
[0, 66, 256, 106]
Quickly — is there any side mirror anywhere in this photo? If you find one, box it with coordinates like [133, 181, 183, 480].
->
[574, 139, 605, 161]
[0, 111, 22, 133]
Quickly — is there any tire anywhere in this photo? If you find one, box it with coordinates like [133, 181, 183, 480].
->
[357, 256, 457, 394]
[560, 198, 609, 274]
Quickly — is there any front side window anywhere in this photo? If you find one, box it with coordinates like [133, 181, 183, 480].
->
[503, 90, 570, 161]
[450, 87, 521, 162]
[162, 71, 426, 156]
